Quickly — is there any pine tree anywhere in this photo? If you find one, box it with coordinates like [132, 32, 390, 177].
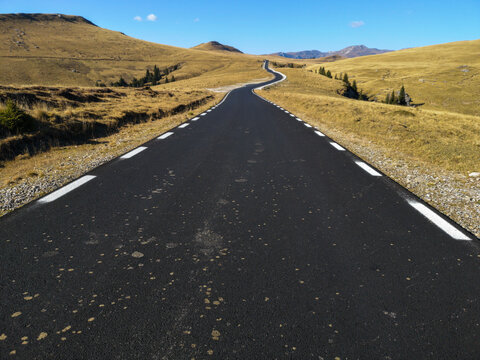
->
[171, 75, 175, 82]
[165, 77, 169, 84]
[398, 85, 406, 106]
[390, 90, 396, 104]
[352, 80, 358, 92]
[334, 74, 338, 80]
[326, 70, 332, 78]
[343, 73, 349, 85]
[385, 93, 390, 104]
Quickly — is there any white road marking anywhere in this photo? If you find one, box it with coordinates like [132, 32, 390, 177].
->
[178, 123, 190, 128]
[296, 118, 303, 121]
[315, 130, 325, 137]
[304, 123, 312, 128]
[284, 110, 289, 113]
[38, 175, 96, 203]
[408, 201, 471, 240]
[207, 110, 212, 112]
[355, 161, 382, 176]
[290, 114, 295, 117]
[191, 117, 200, 121]
[121, 146, 147, 159]
[158, 132, 174, 140]
[217, 91, 231, 106]
[330, 142, 345, 151]
[200, 113, 207, 116]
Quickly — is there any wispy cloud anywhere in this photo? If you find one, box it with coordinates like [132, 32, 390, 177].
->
[350, 20, 365, 28]
[147, 14, 157, 21]
[194, 18, 200, 22]
[133, 16, 142, 22]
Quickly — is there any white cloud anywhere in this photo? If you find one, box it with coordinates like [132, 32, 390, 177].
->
[133, 16, 142, 22]
[350, 20, 365, 28]
[147, 14, 157, 21]
[194, 18, 200, 22]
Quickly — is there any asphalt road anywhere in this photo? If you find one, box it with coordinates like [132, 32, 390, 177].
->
[1, 63, 479, 359]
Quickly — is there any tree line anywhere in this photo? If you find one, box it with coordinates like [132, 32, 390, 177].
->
[315, 67, 412, 106]
[99, 64, 181, 88]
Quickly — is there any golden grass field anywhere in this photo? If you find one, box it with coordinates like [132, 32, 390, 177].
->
[0, 14, 267, 88]
[309, 40, 480, 116]
[258, 67, 480, 174]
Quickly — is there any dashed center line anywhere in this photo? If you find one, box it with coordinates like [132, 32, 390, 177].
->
[315, 130, 325, 137]
[289, 114, 295, 117]
[304, 123, 312, 128]
[408, 201, 471, 240]
[121, 146, 148, 159]
[200, 113, 207, 116]
[296, 118, 303, 121]
[38, 175, 96, 203]
[355, 161, 382, 176]
[191, 117, 200, 121]
[178, 123, 190, 128]
[157, 132, 174, 140]
[330, 142, 345, 151]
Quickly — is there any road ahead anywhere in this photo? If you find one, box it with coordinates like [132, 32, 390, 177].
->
[1, 64, 479, 359]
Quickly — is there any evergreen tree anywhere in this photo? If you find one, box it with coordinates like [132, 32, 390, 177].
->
[390, 90, 396, 104]
[326, 70, 332, 78]
[171, 75, 175, 82]
[334, 74, 338, 80]
[153, 65, 161, 82]
[165, 77, 169, 84]
[385, 93, 390, 104]
[398, 85, 406, 106]
[343, 73, 349, 85]
[352, 80, 358, 92]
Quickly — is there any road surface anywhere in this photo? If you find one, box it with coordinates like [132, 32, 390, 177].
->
[1, 63, 479, 359]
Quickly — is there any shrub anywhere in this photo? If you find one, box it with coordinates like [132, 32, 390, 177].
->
[0, 100, 36, 135]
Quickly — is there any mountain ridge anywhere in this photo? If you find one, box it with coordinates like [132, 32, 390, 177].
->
[192, 41, 243, 53]
[268, 45, 392, 59]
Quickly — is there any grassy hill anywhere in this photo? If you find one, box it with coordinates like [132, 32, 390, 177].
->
[309, 40, 480, 116]
[192, 41, 243, 53]
[0, 14, 265, 87]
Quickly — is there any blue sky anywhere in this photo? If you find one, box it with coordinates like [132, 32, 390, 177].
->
[1, 0, 479, 54]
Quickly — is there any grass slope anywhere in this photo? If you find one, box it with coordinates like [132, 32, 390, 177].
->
[309, 40, 480, 116]
[191, 41, 242, 53]
[0, 14, 265, 87]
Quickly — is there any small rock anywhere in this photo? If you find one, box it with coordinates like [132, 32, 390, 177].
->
[131, 251, 144, 258]
[468, 172, 480, 178]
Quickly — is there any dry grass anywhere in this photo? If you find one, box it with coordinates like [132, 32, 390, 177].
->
[0, 85, 222, 161]
[258, 67, 480, 174]
[0, 14, 267, 88]
[308, 39, 480, 116]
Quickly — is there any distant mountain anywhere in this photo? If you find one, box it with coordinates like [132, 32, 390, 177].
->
[192, 41, 243, 53]
[268, 45, 392, 59]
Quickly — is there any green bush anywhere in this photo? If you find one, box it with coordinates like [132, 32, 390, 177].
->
[0, 100, 36, 135]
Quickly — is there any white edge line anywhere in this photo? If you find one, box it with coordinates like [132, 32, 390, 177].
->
[157, 132, 174, 140]
[38, 175, 96, 203]
[191, 117, 200, 121]
[200, 113, 207, 116]
[178, 123, 190, 128]
[304, 123, 312, 128]
[120, 146, 148, 159]
[289, 114, 295, 117]
[355, 161, 382, 177]
[408, 201, 471, 240]
[296, 118, 303, 121]
[315, 130, 325, 137]
[330, 142, 345, 151]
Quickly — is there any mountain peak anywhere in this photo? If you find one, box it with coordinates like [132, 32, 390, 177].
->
[192, 41, 243, 53]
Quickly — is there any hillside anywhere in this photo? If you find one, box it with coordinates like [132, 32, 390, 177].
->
[0, 14, 262, 87]
[310, 39, 480, 116]
[268, 45, 392, 59]
[192, 41, 243, 53]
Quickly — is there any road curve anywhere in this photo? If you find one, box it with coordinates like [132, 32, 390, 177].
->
[1, 63, 479, 359]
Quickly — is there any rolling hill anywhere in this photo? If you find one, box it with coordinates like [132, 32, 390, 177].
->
[191, 41, 243, 53]
[0, 14, 263, 87]
[309, 39, 480, 116]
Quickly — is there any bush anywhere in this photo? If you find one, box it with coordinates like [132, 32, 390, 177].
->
[0, 100, 36, 135]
